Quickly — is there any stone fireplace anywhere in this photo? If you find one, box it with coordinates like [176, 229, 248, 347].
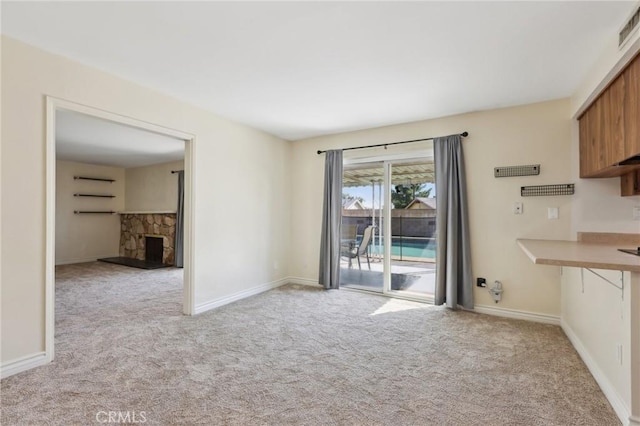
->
[119, 213, 176, 265]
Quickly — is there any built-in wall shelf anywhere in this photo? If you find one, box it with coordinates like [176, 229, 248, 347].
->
[73, 176, 115, 183]
[74, 210, 117, 214]
[74, 193, 115, 198]
[73, 176, 117, 213]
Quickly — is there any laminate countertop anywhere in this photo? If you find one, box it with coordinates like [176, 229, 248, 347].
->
[517, 238, 640, 272]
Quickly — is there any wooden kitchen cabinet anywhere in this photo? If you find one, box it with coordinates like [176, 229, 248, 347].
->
[579, 100, 596, 177]
[624, 54, 640, 161]
[579, 53, 640, 179]
[602, 75, 626, 167]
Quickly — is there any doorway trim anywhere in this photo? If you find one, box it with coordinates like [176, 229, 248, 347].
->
[45, 96, 196, 363]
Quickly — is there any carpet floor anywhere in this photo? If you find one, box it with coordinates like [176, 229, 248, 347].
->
[1, 262, 619, 425]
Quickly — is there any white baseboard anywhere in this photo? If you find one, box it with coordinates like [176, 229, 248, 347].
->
[287, 277, 321, 287]
[1, 352, 49, 379]
[474, 304, 560, 325]
[194, 277, 290, 315]
[561, 319, 631, 426]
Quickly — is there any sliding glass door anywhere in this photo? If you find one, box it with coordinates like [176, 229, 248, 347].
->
[339, 161, 385, 292]
[340, 155, 436, 300]
[388, 161, 436, 298]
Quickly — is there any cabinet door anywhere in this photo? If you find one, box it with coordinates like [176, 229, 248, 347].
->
[578, 56, 640, 178]
[580, 96, 605, 176]
[602, 74, 625, 165]
[624, 54, 640, 160]
[579, 110, 593, 178]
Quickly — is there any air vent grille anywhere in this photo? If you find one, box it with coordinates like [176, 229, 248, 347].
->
[619, 5, 640, 47]
[494, 164, 540, 178]
[521, 184, 574, 197]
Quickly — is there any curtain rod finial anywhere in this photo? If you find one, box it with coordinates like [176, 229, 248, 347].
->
[317, 150, 323, 155]
[461, 131, 469, 137]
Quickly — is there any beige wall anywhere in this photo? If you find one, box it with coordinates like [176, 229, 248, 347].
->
[571, 23, 640, 117]
[569, 15, 640, 237]
[569, 120, 640, 236]
[55, 161, 125, 264]
[1, 37, 291, 364]
[125, 160, 184, 212]
[291, 99, 573, 315]
[561, 267, 632, 421]
[564, 17, 640, 422]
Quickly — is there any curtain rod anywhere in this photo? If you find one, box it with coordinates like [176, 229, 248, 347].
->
[316, 131, 468, 155]
[171, 170, 184, 174]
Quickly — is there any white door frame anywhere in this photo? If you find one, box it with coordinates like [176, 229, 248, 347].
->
[45, 96, 196, 363]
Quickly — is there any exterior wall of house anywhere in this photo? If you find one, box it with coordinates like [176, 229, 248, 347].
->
[407, 203, 431, 209]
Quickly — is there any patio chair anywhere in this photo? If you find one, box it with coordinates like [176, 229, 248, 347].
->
[341, 224, 357, 241]
[341, 225, 374, 270]
[340, 224, 357, 262]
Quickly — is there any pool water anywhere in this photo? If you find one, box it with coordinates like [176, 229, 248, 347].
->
[368, 237, 436, 260]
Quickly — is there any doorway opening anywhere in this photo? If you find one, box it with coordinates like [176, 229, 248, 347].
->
[45, 97, 195, 363]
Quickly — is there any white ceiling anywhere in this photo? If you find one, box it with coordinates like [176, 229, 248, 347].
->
[2, 1, 636, 141]
[56, 110, 185, 169]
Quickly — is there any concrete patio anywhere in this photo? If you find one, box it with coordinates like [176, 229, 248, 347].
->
[340, 258, 435, 296]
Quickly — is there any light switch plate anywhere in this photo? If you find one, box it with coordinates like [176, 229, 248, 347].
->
[548, 207, 559, 220]
[633, 206, 640, 221]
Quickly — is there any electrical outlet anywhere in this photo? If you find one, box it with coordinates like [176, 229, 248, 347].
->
[513, 202, 523, 215]
[476, 277, 486, 287]
[548, 207, 559, 220]
[633, 206, 640, 221]
[616, 343, 623, 365]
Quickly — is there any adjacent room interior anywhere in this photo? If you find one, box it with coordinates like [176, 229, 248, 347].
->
[55, 108, 187, 306]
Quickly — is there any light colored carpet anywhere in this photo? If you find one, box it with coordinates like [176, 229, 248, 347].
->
[1, 262, 619, 425]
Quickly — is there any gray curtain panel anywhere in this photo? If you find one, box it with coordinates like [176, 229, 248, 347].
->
[318, 150, 343, 289]
[175, 171, 185, 268]
[434, 135, 473, 309]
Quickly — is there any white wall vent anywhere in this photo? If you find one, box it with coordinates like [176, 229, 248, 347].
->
[619, 4, 640, 48]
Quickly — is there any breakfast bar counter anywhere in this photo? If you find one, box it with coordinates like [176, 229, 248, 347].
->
[518, 232, 640, 425]
[517, 238, 640, 272]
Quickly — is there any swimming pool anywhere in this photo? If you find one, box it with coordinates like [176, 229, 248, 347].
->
[367, 237, 436, 260]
